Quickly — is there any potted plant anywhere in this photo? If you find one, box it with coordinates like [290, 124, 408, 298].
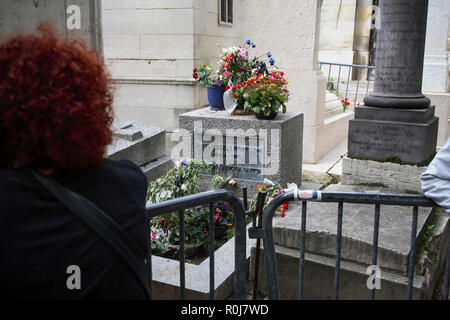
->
[193, 40, 263, 113]
[231, 69, 289, 120]
[193, 63, 226, 110]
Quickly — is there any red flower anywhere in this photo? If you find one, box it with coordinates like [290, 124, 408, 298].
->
[281, 203, 288, 217]
[345, 102, 350, 106]
[225, 85, 230, 91]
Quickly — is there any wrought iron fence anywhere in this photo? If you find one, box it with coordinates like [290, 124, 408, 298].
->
[319, 61, 376, 107]
[255, 190, 450, 300]
[145, 189, 247, 300]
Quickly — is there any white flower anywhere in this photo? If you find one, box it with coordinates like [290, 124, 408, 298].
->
[181, 184, 188, 192]
[158, 190, 172, 201]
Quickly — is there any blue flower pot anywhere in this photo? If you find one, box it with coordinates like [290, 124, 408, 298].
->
[207, 86, 225, 110]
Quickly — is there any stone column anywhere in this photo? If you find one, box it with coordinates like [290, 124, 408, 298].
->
[363, 0, 431, 109]
[348, 0, 439, 165]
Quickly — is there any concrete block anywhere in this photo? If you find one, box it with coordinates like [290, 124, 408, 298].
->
[103, 35, 141, 59]
[179, 108, 303, 197]
[342, 157, 428, 193]
[141, 35, 193, 60]
[102, 10, 171, 35]
[102, 0, 192, 10]
[107, 121, 166, 166]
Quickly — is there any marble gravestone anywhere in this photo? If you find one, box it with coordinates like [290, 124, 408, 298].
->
[348, 0, 439, 165]
[178, 108, 303, 196]
[107, 121, 173, 182]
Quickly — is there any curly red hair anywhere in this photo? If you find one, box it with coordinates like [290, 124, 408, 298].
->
[0, 24, 114, 171]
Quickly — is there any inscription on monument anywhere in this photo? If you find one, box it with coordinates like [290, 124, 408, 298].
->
[195, 134, 265, 182]
[373, 0, 428, 96]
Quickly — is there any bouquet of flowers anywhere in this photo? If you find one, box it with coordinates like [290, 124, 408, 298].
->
[250, 179, 289, 217]
[193, 39, 286, 115]
[193, 63, 223, 88]
[230, 68, 289, 118]
[217, 43, 254, 85]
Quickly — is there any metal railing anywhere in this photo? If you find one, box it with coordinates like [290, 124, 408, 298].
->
[145, 189, 247, 300]
[256, 190, 450, 300]
[319, 61, 376, 106]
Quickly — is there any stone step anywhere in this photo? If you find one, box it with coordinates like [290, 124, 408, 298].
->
[325, 106, 344, 119]
[324, 110, 353, 125]
[325, 91, 340, 103]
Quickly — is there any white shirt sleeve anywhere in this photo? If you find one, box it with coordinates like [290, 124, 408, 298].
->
[421, 138, 450, 214]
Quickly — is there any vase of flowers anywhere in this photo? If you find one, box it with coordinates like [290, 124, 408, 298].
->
[193, 63, 226, 110]
[231, 69, 289, 120]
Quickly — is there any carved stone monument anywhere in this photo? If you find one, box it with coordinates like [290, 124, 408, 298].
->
[178, 108, 303, 196]
[107, 121, 173, 182]
[348, 0, 439, 165]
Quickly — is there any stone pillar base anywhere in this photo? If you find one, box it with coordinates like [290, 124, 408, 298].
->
[348, 105, 439, 164]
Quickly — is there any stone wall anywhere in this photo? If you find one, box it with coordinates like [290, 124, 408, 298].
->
[102, 0, 246, 154]
[319, 0, 358, 66]
[102, 0, 200, 133]
[423, 0, 450, 93]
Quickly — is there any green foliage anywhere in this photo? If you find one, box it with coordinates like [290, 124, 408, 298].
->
[250, 182, 285, 213]
[193, 63, 220, 87]
[147, 161, 235, 254]
[147, 160, 209, 203]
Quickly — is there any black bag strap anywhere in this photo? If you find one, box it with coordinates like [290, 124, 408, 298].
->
[31, 170, 151, 299]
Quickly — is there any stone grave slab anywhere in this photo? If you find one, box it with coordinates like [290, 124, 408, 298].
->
[271, 184, 433, 275]
[108, 121, 166, 167]
[179, 108, 303, 197]
[107, 121, 172, 181]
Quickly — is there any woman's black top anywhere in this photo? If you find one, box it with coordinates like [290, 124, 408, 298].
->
[0, 159, 149, 299]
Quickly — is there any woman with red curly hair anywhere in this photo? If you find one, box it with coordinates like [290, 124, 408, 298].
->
[0, 25, 150, 299]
